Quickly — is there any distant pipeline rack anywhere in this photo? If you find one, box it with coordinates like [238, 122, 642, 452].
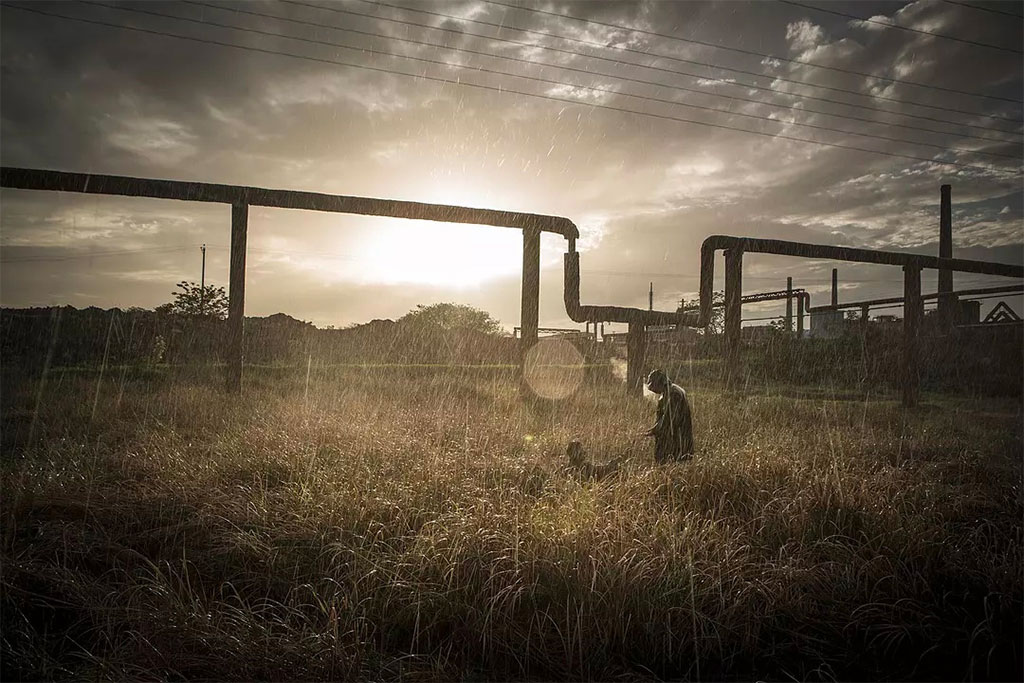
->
[563, 231, 1023, 405]
[0, 166, 577, 393]
[4, 167, 1023, 406]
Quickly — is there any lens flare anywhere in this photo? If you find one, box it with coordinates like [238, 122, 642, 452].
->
[522, 338, 585, 400]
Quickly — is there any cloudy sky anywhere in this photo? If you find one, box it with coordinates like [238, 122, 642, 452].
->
[2, 0, 1021, 330]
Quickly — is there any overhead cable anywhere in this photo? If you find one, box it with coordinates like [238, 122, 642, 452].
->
[778, 0, 1023, 54]
[484, 0, 1021, 103]
[348, 0, 1023, 123]
[194, 1, 1017, 145]
[6, 3, 1017, 174]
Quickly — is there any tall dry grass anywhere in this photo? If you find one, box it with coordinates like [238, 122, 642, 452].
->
[2, 366, 1021, 680]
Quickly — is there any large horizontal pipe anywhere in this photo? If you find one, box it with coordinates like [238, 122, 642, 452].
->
[0, 167, 579, 240]
[699, 235, 1024, 326]
[806, 284, 1024, 313]
[564, 251, 700, 326]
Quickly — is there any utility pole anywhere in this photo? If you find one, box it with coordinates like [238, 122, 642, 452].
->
[200, 243, 206, 316]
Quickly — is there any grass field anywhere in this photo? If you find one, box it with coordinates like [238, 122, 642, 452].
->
[2, 366, 1022, 680]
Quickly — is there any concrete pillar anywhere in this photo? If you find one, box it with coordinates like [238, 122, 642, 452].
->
[520, 228, 540, 359]
[626, 321, 647, 397]
[786, 276, 793, 333]
[724, 248, 743, 386]
[902, 265, 922, 408]
[797, 294, 805, 339]
[226, 203, 248, 393]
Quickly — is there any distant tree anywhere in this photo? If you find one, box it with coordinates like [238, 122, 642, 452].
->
[679, 290, 725, 334]
[399, 303, 503, 335]
[160, 280, 228, 319]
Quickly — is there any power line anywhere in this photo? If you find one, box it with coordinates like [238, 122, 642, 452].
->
[358, 0, 1024, 124]
[778, 0, 1023, 55]
[194, 0, 1018, 147]
[943, 1, 1024, 19]
[484, 0, 1021, 104]
[89, 1, 1021, 164]
[6, 3, 1016, 174]
[0, 245, 196, 264]
[289, 1, 1022, 139]
[206, 244, 359, 261]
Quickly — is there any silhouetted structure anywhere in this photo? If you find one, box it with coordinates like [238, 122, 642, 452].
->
[1, 167, 577, 393]
[6, 169, 1021, 408]
[696, 235, 1022, 406]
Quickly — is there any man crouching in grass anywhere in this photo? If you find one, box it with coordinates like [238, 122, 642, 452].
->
[644, 369, 694, 462]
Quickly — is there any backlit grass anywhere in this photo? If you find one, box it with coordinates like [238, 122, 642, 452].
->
[2, 367, 1021, 680]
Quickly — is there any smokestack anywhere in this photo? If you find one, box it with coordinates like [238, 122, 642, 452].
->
[939, 184, 953, 306]
[649, 282, 653, 311]
[831, 268, 838, 307]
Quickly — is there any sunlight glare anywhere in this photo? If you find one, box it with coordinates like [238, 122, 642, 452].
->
[351, 180, 527, 288]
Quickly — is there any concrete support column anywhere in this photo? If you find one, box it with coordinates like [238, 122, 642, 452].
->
[226, 203, 248, 393]
[797, 294, 805, 339]
[786, 276, 793, 334]
[902, 265, 922, 408]
[724, 248, 743, 386]
[626, 321, 647, 397]
[520, 228, 540, 359]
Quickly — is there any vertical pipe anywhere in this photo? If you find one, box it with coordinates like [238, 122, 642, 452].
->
[626, 321, 647, 397]
[902, 265, 922, 408]
[797, 294, 805, 339]
[831, 268, 838, 308]
[860, 304, 871, 332]
[938, 184, 954, 325]
[724, 248, 743, 385]
[226, 203, 248, 394]
[520, 228, 540, 359]
[785, 276, 793, 333]
[649, 282, 653, 311]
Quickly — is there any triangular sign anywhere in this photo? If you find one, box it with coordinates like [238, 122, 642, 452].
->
[982, 301, 1022, 324]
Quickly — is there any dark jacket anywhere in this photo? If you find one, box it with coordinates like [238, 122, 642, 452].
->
[653, 383, 694, 461]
